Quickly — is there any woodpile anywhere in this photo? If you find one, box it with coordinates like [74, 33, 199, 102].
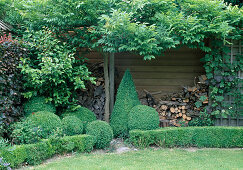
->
[77, 62, 106, 120]
[140, 75, 209, 127]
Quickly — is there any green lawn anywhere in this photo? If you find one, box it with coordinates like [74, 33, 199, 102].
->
[31, 148, 243, 170]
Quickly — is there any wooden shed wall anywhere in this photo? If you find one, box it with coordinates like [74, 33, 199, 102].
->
[80, 46, 205, 98]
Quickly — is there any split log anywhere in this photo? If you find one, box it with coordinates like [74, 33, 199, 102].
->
[159, 101, 187, 106]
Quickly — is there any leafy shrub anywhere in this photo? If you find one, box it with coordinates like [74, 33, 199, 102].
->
[11, 119, 42, 144]
[11, 111, 63, 144]
[0, 138, 10, 149]
[19, 28, 95, 107]
[0, 134, 95, 168]
[129, 127, 243, 148]
[188, 109, 214, 126]
[62, 107, 96, 132]
[0, 145, 27, 168]
[48, 134, 95, 154]
[110, 69, 140, 137]
[128, 105, 159, 131]
[86, 120, 113, 149]
[0, 38, 26, 128]
[62, 116, 83, 136]
[23, 96, 56, 116]
[25, 142, 54, 165]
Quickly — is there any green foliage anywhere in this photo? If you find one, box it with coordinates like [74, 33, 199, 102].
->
[202, 40, 242, 117]
[11, 111, 63, 144]
[86, 120, 113, 149]
[3, 0, 110, 48]
[0, 40, 26, 127]
[129, 127, 243, 148]
[61, 107, 96, 132]
[0, 145, 27, 168]
[24, 142, 54, 165]
[224, 0, 243, 7]
[0, 0, 11, 20]
[19, 28, 95, 107]
[23, 96, 56, 116]
[189, 109, 214, 126]
[97, 9, 175, 60]
[128, 105, 159, 131]
[48, 134, 95, 153]
[3, 0, 243, 120]
[110, 69, 141, 137]
[62, 116, 83, 136]
[0, 134, 95, 168]
[11, 118, 41, 144]
[0, 138, 10, 149]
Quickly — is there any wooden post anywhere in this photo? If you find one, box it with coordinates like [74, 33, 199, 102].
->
[104, 54, 110, 122]
[109, 52, 115, 112]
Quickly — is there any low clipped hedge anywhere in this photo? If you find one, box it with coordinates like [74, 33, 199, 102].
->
[0, 134, 95, 168]
[129, 127, 243, 148]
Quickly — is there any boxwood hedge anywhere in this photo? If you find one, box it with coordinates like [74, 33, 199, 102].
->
[129, 127, 243, 148]
[0, 134, 95, 168]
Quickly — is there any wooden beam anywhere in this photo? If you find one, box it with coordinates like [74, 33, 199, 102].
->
[104, 53, 110, 122]
[109, 52, 115, 112]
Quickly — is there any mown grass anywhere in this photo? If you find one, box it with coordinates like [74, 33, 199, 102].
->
[31, 148, 243, 170]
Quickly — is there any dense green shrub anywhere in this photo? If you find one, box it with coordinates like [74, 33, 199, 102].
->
[0, 145, 27, 168]
[0, 39, 26, 128]
[0, 134, 95, 168]
[129, 127, 243, 148]
[62, 107, 96, 131]
[48, 135, 95, 154]
[24, 142, 54, 165]
[11, 111, 63, 144]
[19, 28, 95, 107]
[62, 116, 83, 136]
[11, 118, 42, 144]
[110, 69, 140, 137]
[128, 105, 159, 131]
[86, 120, 113, 149]
[23, 96, 56, 116]
[0, 138, 10, 149]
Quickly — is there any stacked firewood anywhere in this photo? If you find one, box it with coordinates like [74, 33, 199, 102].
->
[140, 75, 208, 127]
[77, 62, 106, 120]
[156, 75, 209, 127]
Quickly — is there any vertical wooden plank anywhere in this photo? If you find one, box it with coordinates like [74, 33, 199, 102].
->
[109, 52, 115, 112]
[104, 54, 110, 122]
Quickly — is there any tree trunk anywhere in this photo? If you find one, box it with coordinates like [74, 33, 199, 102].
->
[104, 54, 110, 122]
[109, 52, 115, 112]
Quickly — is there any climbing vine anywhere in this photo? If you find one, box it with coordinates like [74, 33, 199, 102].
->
[203, 40, 242, 117]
